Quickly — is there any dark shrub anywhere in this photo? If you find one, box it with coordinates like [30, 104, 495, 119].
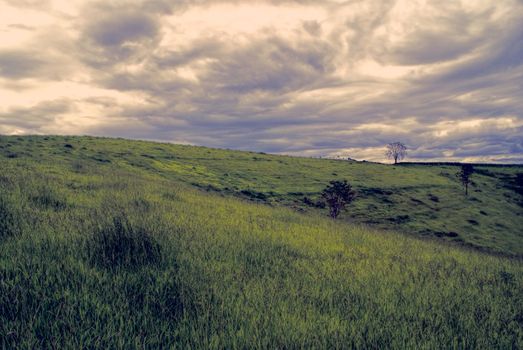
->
[321, 180, 356, 219]
[88, 215, 162, 269]
[64, 144, 73, 149]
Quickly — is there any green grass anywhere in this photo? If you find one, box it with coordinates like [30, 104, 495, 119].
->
[0, 135, 522, 348]
[2, 135, 521, 256]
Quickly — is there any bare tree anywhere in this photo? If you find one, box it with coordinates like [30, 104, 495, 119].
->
[385, 142, 407, 164]
[456, 164, 474, 196]
[321, 180, 356, 219]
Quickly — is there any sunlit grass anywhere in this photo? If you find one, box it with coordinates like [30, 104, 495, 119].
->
[2, 135, 521, 255]
[0, 136, 522, 348]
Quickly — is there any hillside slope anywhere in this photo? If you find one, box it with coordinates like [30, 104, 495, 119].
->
[2, 135, 521, 256]
[0, 135, 522, 348]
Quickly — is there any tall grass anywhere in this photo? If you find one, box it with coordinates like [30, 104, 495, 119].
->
[4, 135, 522, 256]
[0, 139, 522, 348]
[87, 214, 162, 270]
[0, 194, 21, 240]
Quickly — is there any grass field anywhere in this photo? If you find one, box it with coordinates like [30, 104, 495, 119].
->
[2, 135, 521, 256]
[1, 135, 522, 348]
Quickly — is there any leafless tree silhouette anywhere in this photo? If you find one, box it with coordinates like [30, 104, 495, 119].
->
[385, 142, 407, 164]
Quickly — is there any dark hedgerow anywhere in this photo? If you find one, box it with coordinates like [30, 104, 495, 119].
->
[88, 215, 162, 270]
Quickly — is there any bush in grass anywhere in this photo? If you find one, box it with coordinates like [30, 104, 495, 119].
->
[321, 180, 356, 219]
[88, 215, 162, 269]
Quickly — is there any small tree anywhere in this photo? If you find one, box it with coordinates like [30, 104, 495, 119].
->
[385, 142, 407, 164]
[456, 164, 474, 196]
[321, 180, 356, 219]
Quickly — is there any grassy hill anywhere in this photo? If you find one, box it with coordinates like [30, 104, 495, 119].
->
[1, 135, 522, 348]
[2, 135, 521, 256]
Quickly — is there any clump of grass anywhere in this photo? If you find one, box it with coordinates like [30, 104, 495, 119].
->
[88, 215, 162, 269]
[30, 185, 67, 211]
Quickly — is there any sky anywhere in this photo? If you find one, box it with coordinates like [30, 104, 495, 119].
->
[0, 0, 522, 163]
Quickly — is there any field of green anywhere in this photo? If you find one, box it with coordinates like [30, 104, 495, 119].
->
[3, 135, 521, 256]
[1, 135, 522, 348]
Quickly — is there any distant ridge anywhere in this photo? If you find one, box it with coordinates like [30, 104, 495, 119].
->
[399, 162, 522, 168]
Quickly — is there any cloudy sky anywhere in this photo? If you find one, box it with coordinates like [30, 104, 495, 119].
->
[0, 0, 522, 162]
